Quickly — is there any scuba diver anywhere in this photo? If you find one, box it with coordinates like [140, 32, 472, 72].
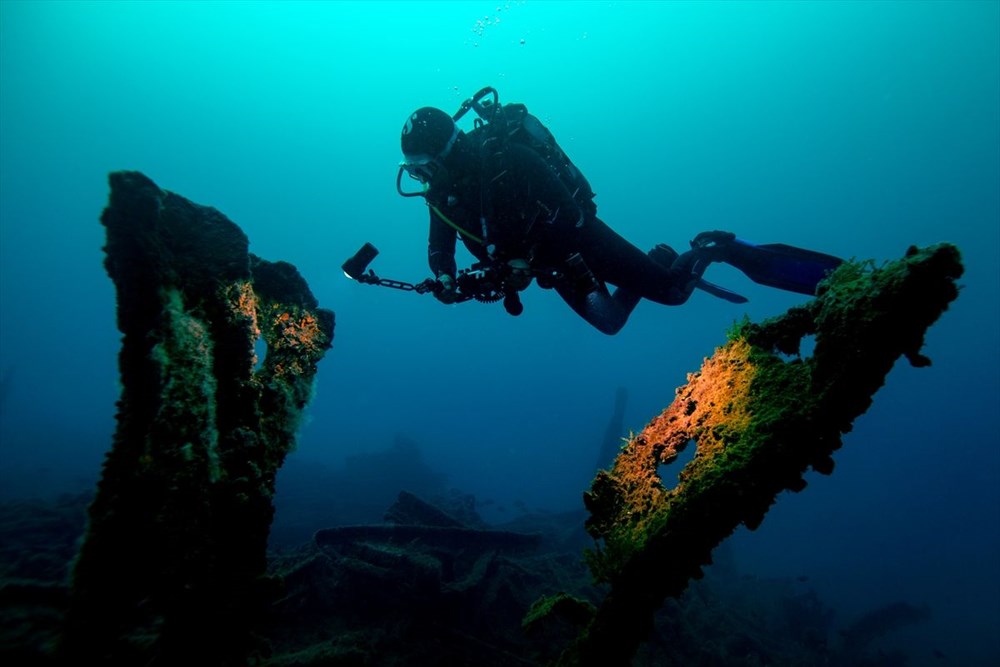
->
[394, 87, 842, 335]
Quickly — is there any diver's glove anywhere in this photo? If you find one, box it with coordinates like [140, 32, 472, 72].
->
[434, 273, 458, 304]
[648, 243, 679, 268]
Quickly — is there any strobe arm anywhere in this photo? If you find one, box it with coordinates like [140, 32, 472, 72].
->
[353, 271, 438, 294]
[341, 243, 557, 315]
[342, 242, 439, 293]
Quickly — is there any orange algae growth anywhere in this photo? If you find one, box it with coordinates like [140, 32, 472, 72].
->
[261, 306, 330, 378]
[645, 338, 758, 469]
[223, 280, 264, 371]
[271, 310, 325, 353]
[233, 281, 261, 336]
[222, 284, 329, 376]
[585, 338, 765, 569]
[72, 171, 336, 665]
[557, 244, 963, 667]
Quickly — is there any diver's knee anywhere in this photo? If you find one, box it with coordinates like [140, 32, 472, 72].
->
[582, 300, 629, 334]
[594, 318, 626, 335]
[663, 280, 697, 306]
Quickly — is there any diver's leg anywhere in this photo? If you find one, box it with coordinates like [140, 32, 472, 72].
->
[552, 242, 694, 334]
[647, 243, 703, 305]
[575, 219, 696, 306]
[553, 280, 638, 335]
[669, 231, 736, 278]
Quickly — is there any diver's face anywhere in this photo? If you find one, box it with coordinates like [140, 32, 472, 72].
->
[401, 154, 443, 184]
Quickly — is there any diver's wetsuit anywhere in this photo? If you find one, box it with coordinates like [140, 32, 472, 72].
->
[425, 140, 694, 334]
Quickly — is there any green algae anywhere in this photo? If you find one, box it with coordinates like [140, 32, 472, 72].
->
[558, 244, 963, 666]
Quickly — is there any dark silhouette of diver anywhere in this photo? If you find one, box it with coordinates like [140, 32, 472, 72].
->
[397, 94, 842, 335]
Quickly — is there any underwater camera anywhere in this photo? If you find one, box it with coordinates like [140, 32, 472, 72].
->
[341, 241, 532, 317]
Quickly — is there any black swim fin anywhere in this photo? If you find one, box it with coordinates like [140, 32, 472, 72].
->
[650, 242, 749, 304]
[723, 239, 843, 296]
[650, 241, 749, 304]
[696, 278, 748, 303]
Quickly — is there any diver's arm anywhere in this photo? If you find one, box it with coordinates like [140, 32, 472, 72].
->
[427, 209, 458, 279]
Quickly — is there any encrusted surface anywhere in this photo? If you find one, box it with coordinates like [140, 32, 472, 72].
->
[63, 171, 334, 664]
[561, 244, 963, 666]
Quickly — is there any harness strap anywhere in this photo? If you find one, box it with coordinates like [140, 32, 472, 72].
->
[429, 202, 485, 246]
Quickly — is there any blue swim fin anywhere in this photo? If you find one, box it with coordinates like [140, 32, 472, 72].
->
[724, 239, 843, 296]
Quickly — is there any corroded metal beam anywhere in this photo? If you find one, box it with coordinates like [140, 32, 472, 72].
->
[559, 244, 962, 666]
[63, 171, 335, 664]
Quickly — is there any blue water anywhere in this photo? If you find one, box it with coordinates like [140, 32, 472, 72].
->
[1, 1, 997, 664]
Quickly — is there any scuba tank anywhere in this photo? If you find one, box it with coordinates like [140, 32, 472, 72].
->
[457, 87, 597, 217]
